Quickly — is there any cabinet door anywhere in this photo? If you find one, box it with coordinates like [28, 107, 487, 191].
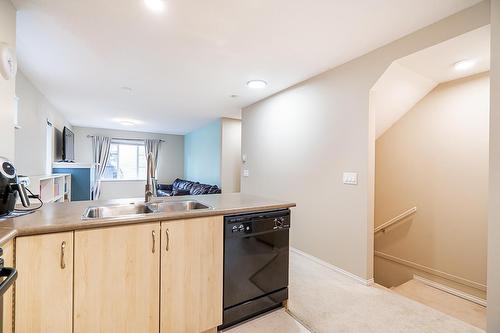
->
[15, 232, 73, 333]
[74, 223, 160, 333]
[2, 239, 14, 333]
[161, 216, 223, 333]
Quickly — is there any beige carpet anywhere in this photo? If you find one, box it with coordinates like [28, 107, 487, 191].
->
[392, 279, 486, 330]
[288, 250, 484, 333]
[225, 251, 484, 333]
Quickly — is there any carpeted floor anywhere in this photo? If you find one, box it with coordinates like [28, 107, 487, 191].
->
[288, 250, 484, 333]
[392, 279, 486, 329]
[227, 251, 485, 333]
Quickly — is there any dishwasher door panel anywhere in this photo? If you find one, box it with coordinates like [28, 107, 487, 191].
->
[224, 228, 289, 309]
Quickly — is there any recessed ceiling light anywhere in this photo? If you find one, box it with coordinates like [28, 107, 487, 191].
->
[144, 0, 166, 13]
[246, 80, 267, 89]
[121, 86, 133, 93]
[453, 60, 475, 71]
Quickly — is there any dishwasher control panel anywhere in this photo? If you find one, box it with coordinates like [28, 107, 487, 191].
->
[225, 209, 290, 237]
[273, 217, 290, 230]
[231, 223, 252, 233]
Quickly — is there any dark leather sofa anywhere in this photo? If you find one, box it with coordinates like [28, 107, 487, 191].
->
[157, 178, 221, 197]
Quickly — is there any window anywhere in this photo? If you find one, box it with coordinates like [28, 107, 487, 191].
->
[103, 140, 146, 180]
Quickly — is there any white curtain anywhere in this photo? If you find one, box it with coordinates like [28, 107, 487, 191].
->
[144, 139, 161, 178]
[45, 121, 53, 175]
[91, 136, 111, 199]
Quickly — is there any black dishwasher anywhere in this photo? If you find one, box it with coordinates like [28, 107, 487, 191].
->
[220, 209, 290, 329]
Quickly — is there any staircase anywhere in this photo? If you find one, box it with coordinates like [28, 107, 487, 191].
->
[391, 278, 486, 330]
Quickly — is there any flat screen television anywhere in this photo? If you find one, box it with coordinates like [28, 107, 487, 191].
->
[62, 127, 75, 162]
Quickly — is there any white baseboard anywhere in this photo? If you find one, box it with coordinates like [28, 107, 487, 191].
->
[290, 247, 374, 286]
[413, 275, 487, 307]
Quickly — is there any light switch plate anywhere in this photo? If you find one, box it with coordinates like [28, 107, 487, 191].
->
[343, 172, 358, 185]
[243, 169, 250, 177]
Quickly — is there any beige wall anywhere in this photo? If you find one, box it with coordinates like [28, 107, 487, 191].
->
[73, 126, 184, 200]
[241, 2, 490, 280]
[15, 71, 72, 175]
[488, 0, 500, 330]
[0, 0, 16, 161]
[374, 73, 489, 298]
[221, 118, 241, 193]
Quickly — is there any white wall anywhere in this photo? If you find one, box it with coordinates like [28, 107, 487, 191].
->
[488, 0, 500, 330]
[15, 71, 72, 175]
[221, 118, 241, 193]
[241, 2, 490, 280]
[72, 126, 184, 199]
[0, 0, 16, 161]
[99, 181, 146, 201]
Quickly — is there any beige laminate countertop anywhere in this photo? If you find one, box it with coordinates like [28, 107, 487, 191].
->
[0, 228, 17, 246]
[0, 193, 295, 245]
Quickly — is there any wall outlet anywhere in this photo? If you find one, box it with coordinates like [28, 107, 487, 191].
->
[243, 169, 250, 177]
[343, 172, 358, 185]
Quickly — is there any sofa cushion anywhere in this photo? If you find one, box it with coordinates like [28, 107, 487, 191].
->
[172, 178, 197, 191]
[171, 189, 191, 196]
[190, 183, 212, 195]
[158, 184, 173, 191]
[207, 185, 221, 194]
[157, 189, 172, 197]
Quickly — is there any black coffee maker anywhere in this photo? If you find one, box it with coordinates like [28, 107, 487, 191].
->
[0, 157, 30, 217]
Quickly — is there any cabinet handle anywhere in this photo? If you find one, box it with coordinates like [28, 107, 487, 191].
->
[152, 230, 156, 253]
[60, 241, 66, 269]
[165, 228, 170, 252]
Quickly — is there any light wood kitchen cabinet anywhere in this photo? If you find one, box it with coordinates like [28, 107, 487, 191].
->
[2, 239, 14, 333]
[73, 222, 161, 333]
[12, 215, 225, 332]
[160, 216, 223, 333]
[15, 232, 74, 333]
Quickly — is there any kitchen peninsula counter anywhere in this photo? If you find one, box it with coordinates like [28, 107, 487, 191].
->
[0, 193, 295, 244]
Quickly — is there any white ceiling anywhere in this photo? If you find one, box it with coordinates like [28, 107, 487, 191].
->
[373, 25, 490, 138]
[13, 0, 481, 134]
[371, 62, 437, 138]
[397, 25, 490, 83]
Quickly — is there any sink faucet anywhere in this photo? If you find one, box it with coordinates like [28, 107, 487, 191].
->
[145, 152, 156, 203]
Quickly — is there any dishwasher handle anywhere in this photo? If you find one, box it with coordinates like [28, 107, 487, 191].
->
[0, 267, 17, 296]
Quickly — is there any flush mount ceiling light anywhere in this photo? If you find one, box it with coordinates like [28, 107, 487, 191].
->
[120, 121, 136, 126]
[144, 0, 166, 13]
[453, 59, 475, 71]
[113, 118, 142, 126]
[246, 80, 267, 89]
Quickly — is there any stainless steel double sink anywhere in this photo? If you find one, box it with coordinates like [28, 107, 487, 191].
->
[82, 200, 212, 220]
